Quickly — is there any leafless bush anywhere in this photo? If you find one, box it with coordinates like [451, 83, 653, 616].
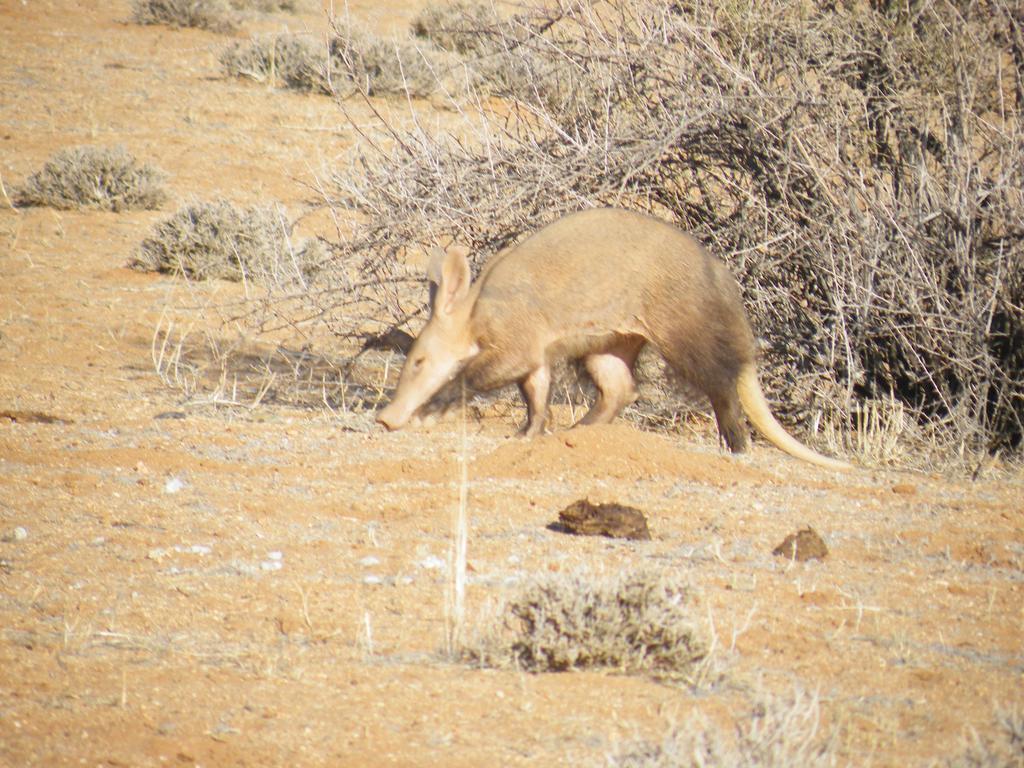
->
[130, 0, 236, 33]
[468, 569, 710, 681]
[15, 145, 167, 211]
[286, 0, 1022, 456]
[614, 691, 835, 768]
[131, 199, 324, 284]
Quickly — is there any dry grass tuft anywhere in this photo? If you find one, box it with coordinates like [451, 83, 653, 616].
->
[947, 707, 1024, 768]
[131, 199, 324, 284]
[469, 569, 710, 681]
[614, 691, 835, 768]
[130, 0, 237, 33]
[15, 145, 167, 212]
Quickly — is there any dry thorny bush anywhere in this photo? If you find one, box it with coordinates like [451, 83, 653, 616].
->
[189, 0, 1022, 464]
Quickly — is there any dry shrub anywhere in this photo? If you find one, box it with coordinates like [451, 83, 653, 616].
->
[328, 18, 465, 99]
[290, 0, 1023, 458]
[469, 569, 710, 681]
[130, 0, 236, 32]
[131, 199, 324, 284]
[947, 708, 1024, 768]
[221, 34, 329, 93]
[227, 0, 300, 11]
[411, 1, 505, 55]
[15, 145, 167, 212]
[222, 21, 465, 98]
[614, 691, 835, 768]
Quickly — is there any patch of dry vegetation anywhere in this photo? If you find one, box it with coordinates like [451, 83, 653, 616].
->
[131, 199, 324, 284]
[411, 1, 504, 55]
[613, 691, 835, 768]
[947, 708, 1024, 768]
[222, 20, 465, 98]
[327, 18, 466, 99]
[15, 145, 167, 212]
[221, 34, 329, 93]
[130, 0, 236, 33]
[274, 0, 1021, 461]
[469, 569, 711, 682]
[228, 0, 301, 11]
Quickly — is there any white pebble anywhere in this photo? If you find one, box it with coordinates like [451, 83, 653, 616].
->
[418, 555, 446, 571]
[359, 555, 381, 567]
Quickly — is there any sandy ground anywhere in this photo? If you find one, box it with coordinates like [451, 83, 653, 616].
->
[1, 1, 1022, 766]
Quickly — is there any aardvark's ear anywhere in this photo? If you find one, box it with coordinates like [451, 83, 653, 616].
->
[427, 246, 471, 316]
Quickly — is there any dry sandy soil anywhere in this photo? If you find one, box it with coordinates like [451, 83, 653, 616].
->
[1, 1, 1022, 766]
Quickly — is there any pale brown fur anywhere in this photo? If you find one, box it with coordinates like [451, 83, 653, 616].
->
[377, 208, 850, 470]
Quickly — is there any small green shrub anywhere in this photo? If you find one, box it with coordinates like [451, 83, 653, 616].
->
[470, 569, 709, 680]
[130, 0, 236, 33]
[15, 145, 167, 212]
[131, 199, 324, 284]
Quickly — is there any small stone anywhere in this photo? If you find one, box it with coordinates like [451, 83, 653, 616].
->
[2, 526, 28, 542]
[892, 483, 917, 496]
[417, 555, 445, 570]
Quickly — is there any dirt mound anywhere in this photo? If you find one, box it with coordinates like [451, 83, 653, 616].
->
[473, 423, 772, 485]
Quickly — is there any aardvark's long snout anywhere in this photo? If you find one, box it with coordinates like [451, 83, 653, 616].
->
[376, 406, 403, 431]
[377, 396, 419, 432]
